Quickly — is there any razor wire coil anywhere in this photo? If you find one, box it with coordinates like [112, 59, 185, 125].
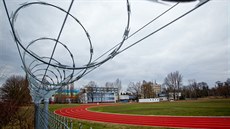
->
[8, 0, 131, 88]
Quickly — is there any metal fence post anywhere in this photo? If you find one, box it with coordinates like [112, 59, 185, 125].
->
[44, 98, 49, 129]
[34, 102, 40, 129]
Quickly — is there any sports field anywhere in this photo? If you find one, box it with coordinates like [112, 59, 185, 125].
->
[53, 99, 230, 129]
[90, 99, 230, 116]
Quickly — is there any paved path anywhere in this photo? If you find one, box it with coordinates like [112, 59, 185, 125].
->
[55, 104, 230, 129]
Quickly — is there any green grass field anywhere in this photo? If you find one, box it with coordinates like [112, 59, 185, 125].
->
[50, 99, 230, 129]
[90, 99, 230, 116]
[49, 104, 79, 112]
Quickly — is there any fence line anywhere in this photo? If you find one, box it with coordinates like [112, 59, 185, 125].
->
[37, 105, 72, 129]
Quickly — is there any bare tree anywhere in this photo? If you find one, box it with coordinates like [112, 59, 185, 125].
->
[114, 78, 122, 101]
[127, 82, 141, 102]
[188, 79, 198, 99]
[105, 79, 122, 102]
[197, 82, 209, 97]
[0, 75, 31, 105]
[141, 80, 155, 98]
[226, 78, 230, 85]
[85, 81, 97, 103]
[99, 89, 105, 103]
[0, 75, 32, 128]
[215, 79, 230, 98]
[164, 71, 183, 100]
[105, 82, 114, 88]
[114, 78, 122, 92]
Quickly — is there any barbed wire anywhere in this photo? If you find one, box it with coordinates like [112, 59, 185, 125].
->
[2, 1, 210, 128]
[71, 0, 210, 79]
[2, 0, 132, 105]
[4, 0, 131, 87]
[2, 0, 210, 102]
[118, 0, 210, 54]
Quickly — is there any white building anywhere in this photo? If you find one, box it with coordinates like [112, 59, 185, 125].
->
[81, 87, 118, 103]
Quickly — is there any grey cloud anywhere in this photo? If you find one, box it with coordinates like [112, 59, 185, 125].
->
[0, 0, 229, 89]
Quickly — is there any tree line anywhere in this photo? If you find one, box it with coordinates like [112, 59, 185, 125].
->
[127, 71, 230, 101]
[127, 80, 160, 102]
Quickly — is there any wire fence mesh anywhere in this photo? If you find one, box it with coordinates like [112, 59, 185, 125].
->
[37, 104, 72, 129]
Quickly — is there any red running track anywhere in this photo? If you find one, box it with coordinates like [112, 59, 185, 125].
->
[55, 104, 230, 129]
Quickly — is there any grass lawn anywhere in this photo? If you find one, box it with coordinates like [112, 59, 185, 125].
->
[90, 99, 230, 116]
[49, 104, 79, 112]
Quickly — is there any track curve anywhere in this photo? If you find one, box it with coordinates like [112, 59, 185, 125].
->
[55, 104, 230, 129]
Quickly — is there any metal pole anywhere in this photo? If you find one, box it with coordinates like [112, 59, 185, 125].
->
[44, 98, 49, 129]
[34, 102, 40, 129]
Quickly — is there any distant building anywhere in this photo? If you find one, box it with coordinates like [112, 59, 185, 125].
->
[119, 92, 129, 102]
[54, 82, 80, 103]
[168, 92, 181, 101]
[81, 87, 118, 103]
[56, 83, 79, 96]
[158, 93, 168, 101]
[152, 82, 161, 96]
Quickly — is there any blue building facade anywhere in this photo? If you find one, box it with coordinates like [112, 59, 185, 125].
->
[84, 87, 118, 103]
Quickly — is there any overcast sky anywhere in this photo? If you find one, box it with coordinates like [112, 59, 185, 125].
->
[0, 0, 229, 90]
